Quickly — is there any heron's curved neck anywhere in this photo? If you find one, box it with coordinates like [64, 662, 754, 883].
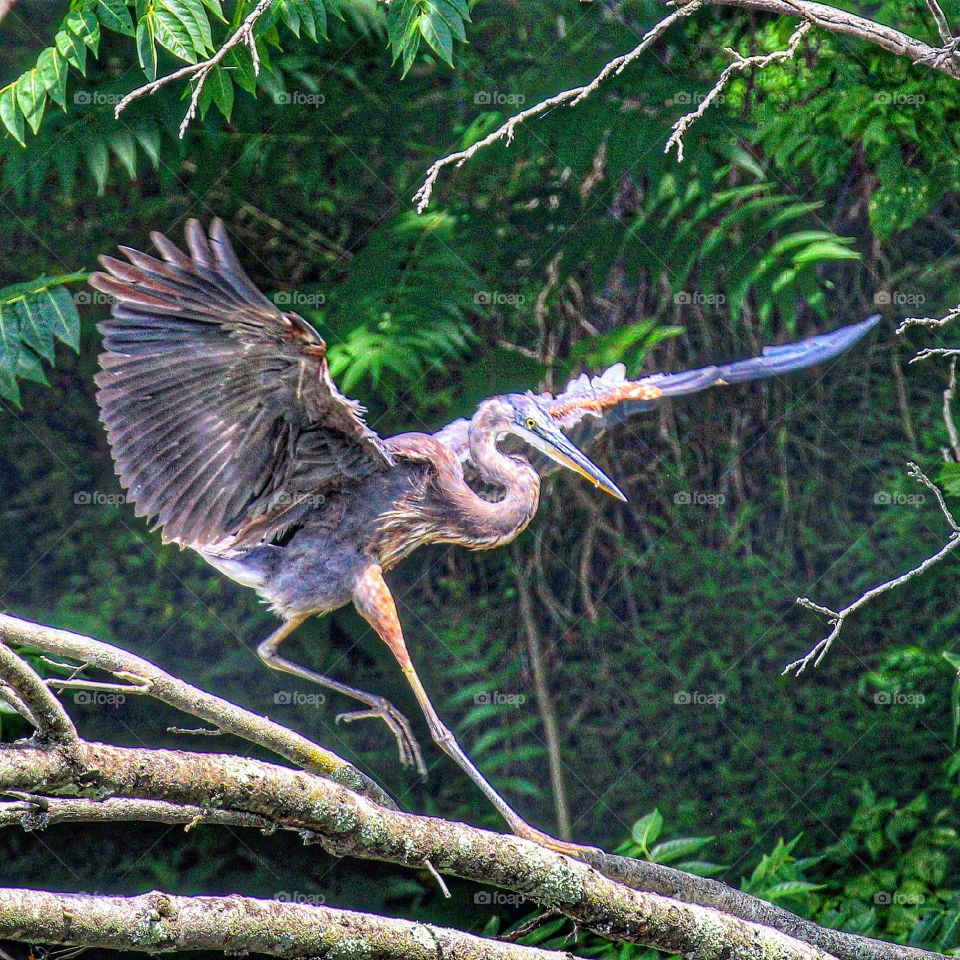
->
[461, 410, 540, 546]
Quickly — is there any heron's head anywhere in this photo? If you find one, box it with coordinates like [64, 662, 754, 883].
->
[502, 393, 626, 502]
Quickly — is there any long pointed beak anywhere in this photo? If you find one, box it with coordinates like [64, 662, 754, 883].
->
[543, 429, 627, 502]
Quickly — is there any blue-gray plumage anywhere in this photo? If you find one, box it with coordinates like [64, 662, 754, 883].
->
[89, 219, 879, 856]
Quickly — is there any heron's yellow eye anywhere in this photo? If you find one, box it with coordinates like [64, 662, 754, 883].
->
[525, 417, 537, 430]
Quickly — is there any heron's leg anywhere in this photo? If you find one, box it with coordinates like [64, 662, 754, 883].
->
[353, 566, 599, 859]
[257, 615, 427, 776]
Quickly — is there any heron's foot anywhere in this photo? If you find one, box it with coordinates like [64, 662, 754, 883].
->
[510, 822, 602, 860]
[337, 699, 427, 778]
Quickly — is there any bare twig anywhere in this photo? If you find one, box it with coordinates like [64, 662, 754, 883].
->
[924, 0, 954, 47]
[784, 463, 960, 675]
[897, 305, 960, 335]
[517, 561, 572, 840]
[943, 359, 960, 460]
[666, 21, 811, 161]
[412, 1, 704, 212]
[113, 0, 274, 137]
[0, 641, 76, 743]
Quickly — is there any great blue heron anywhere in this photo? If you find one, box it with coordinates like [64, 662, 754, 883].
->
[90, 219, 878, 855]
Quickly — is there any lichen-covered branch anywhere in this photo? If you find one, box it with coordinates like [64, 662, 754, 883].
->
[0, 888, 582, 960]
[0, 616, 943, 960]
[0, 613, 391, 806]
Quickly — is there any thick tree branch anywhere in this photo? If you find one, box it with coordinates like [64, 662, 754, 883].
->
[0, 640, 76, 743]
[0, 616, 944, 960]
[0, 888, 581, 960]
[415, 0, 960, 210]
[0, 614, 391, 806]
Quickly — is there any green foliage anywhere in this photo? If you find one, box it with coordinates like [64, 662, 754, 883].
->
[0, 273, 85, 405]
[387, 0, 469, 74]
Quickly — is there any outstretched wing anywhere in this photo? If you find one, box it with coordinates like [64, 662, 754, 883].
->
[434, 316, 880, 471]
[91, 218, 393, 550]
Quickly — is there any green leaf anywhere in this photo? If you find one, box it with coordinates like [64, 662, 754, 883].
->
[432, 0, 466, 41]
[764, 880, 825, 900]
[631, 810, 664, 855]
[0, 274, 85, 405]
[15, 70, 46, 135]
[66, 9, 101, 53]
[37, 48, 69, 110]
[154, 0, 202, 62]
[109, 128, 139, 179]
[136, 16, 158, 82]
[199, 66, 234, 120]
[649, 836, 714, 864]
[418, 9, 453, 66]
[305, 0, 327, 40]
[0, 86, 25, 146]
[939, 462, 960, 498]
[91, 0, 135, 35]
[55, 28, 88, 74]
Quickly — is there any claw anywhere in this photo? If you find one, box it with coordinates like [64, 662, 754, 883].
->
[336, 701, 428, 779]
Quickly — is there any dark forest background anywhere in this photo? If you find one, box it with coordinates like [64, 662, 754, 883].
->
[1, 0, 959, 954]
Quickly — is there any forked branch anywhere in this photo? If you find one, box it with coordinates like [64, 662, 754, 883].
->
[0, 614, 946, 960]
[784, 463, 960, 676]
